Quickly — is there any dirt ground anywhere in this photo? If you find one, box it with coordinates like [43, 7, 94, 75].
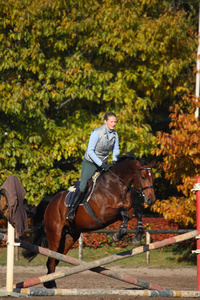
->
[0, 265, 198, 300]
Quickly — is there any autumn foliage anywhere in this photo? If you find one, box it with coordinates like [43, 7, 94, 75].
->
[79, 217, 179, 249]
[0, 217, 179, 249]
[152, 96, 200, 227]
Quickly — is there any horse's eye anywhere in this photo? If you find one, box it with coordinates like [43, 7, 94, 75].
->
[141, 176, 145, 180]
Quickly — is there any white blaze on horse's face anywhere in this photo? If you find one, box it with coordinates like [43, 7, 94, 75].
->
[136, 161, 156, 206]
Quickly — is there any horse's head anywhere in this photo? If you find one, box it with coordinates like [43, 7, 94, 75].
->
[134, 159, 156, 206]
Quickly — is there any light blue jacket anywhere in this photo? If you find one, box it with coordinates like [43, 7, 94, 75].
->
[84, 124, 120, 166]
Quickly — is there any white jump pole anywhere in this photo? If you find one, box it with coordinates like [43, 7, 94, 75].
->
[79, 233, 83, 261]
[4, 222, 23, 297]
[6, 222, 15, 293]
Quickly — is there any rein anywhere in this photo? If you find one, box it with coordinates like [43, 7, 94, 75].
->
[84, 163, 154, 226]
[108, 166, 154, 198]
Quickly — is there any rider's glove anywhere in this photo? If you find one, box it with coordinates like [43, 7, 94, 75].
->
[101, 162, 110, 171]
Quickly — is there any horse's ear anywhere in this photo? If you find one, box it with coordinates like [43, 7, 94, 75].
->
[148, 160, 156, 168]
[135, 159, 141, 167]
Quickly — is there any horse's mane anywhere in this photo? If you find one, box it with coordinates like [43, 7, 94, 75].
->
[116, 152, 147, 165]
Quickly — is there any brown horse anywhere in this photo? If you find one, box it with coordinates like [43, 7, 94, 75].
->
[24, 153, 156, 288]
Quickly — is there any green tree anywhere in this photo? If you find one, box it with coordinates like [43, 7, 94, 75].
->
[0, 0, 198, 205]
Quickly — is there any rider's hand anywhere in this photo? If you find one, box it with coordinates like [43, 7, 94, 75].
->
[101, 162, 110, 171]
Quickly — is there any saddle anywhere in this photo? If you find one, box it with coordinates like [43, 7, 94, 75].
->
[65, 172, 100, 207]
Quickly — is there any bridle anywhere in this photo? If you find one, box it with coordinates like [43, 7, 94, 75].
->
[108, 166, 154, 198]
[84, 164, 154, 227]
[136, 167, 154, 198]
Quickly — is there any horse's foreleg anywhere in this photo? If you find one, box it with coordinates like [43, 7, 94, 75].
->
[132, 208, 145, 246]
[43, 224, 67, 289]
[43, 233, 63, 289]
[43, 257, 59, 289]
[113, 209, 129, 242]
[64, 232, 80, 255]
[44, 231, 80, 289]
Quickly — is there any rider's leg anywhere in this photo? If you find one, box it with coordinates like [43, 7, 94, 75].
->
[66, 188, 84, 222]
[66, 159, 98, 222]
[79, 158, 98, 192]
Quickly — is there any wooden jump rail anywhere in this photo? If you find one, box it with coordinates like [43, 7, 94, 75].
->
[0, 232, 167, 291]
[12, 288, 200, 298]
[0, 230, 198, 289]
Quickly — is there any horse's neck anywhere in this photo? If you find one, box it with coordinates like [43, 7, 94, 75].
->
[113, 162, 137, 185]
[91, 164, 136, 205]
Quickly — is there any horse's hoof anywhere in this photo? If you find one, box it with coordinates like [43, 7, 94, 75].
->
[113, 233, 120, 242]
[43, 280, 57, 289]
[132, 237, 141, 247]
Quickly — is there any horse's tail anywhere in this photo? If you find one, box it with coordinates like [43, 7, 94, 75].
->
[22, 196, 53, 261]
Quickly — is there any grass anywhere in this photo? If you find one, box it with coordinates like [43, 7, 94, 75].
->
[0, 243, 197, 269]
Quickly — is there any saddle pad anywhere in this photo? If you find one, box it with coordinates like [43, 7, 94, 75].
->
[65, 173, 100, 207]
[64, 190, 85, 207]
[65, 191, 73, 207]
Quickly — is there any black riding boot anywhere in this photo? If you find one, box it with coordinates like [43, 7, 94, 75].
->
[66, 188, 83, 222]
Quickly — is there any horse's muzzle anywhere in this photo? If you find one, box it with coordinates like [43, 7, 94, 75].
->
[145, 196, 156, 206]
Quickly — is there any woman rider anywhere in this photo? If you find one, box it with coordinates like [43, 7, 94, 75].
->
[66, 112, 120, 222]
